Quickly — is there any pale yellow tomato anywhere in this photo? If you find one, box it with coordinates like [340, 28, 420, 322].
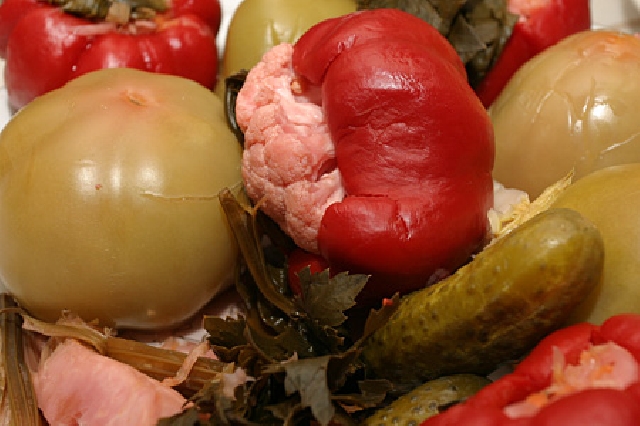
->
[216, 0, 356, 95]
[490, 30, 640, 198]
[0, 68, 243, 329]
[553, 164, 640, 325]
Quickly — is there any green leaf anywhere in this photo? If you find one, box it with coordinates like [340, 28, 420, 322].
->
[205, 316, 248, 349]
[268, 356, 335, 426]
[246, 322, 315, 361]
[356, 293, 401, 346]
[211, 184, 404, 424]
[298, 270, 369, 328]
[218, 187, 299, 317]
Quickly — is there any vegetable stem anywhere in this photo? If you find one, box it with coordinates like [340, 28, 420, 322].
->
[19, 310, 232, 397]
[105, 336, 229, 397]
[43, 0, 168, 23]
[0, 294, 42, 426]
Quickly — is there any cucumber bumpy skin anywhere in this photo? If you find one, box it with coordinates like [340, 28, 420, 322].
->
[361, 208, 605, 386]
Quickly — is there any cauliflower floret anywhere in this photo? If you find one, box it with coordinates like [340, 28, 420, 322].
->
[236, 43, 345, 253]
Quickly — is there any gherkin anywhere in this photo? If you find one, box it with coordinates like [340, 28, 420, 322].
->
[361, 208, 605, 387]
[362, 374, 490, 425]
[43, 0, 168, 22]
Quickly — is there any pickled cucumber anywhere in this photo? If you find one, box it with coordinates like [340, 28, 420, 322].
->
[362, 374, 489, 426]
[361, 208, 604, 385]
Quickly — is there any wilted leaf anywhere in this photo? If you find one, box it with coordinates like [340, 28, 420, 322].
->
[356, 0, 518, 89]
[356, 293, 401, 345]
[213, 184, 406, 424]
[246, 323, 314, 362]
[224, 70, 248, 146]
[158, 372, 253, 426]
[157, 407, 200, 426]
[298, 270, 369, 328]
[268, 356, 335, 426]
[219, 187, 299, 316]
[205, 316, 248, 349]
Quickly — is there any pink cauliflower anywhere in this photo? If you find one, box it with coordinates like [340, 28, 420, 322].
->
[236, 43, 344, 254]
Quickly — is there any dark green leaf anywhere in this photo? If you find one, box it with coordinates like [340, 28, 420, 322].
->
[44, 0, 168, 22]
[356, 0, 444, 32]
[212, 184, 406, 424]
[158, 374, 255, 426]
[218, 187, 299, 316]
[352, 379, 394, 404]
[246, 322, 315, 361]
[356, 0, 519, 89]
[356, 293, 401, 346]
[298, 270, 368, 328]
[266, 356, 335, 426]
[205, 316, 248, 349]
[224, 71, 248, 147]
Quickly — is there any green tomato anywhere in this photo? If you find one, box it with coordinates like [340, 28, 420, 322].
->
[0, 68, 243, 329]
[217, 0, 356, 94]
[490, 30, 640, 199]
[552, 164, 640, 325]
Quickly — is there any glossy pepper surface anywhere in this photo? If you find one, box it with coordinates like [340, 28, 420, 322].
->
[421, 314, 640, 426]
[0, 0, 221, 111]
[296, 10, 494, 303]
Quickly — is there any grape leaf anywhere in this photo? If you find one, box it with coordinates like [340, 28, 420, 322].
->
[297, 269, 368, 328]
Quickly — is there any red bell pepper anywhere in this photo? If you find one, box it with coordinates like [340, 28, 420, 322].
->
[0, 0, 221, 111]
[292, 9, 494, 304]
[475, 0, 591, 107]
[421, 314, 640, 426]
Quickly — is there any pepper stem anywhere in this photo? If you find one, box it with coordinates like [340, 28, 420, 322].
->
[43, 0, 168, 24]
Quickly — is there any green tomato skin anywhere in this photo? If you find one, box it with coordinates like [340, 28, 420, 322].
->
[490, 30, 640, 199]
[553, 164, 640, 325]
[217, 0, 356, 93]
[0, 68, 243, 330]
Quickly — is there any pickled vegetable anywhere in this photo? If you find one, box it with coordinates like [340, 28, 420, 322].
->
[552, 164, 640, 325]
[490, 30, 640, 198]
[0, 68, 242, 329]
[216, 0, 356, 95]
[362, 374, 490, 425]
[361, 208, 604, 385]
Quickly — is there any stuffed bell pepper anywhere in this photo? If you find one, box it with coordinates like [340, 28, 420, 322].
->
[422, 313, 640, 425]
[0, 0, 221, 111]
[236, 8, 495, 305]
